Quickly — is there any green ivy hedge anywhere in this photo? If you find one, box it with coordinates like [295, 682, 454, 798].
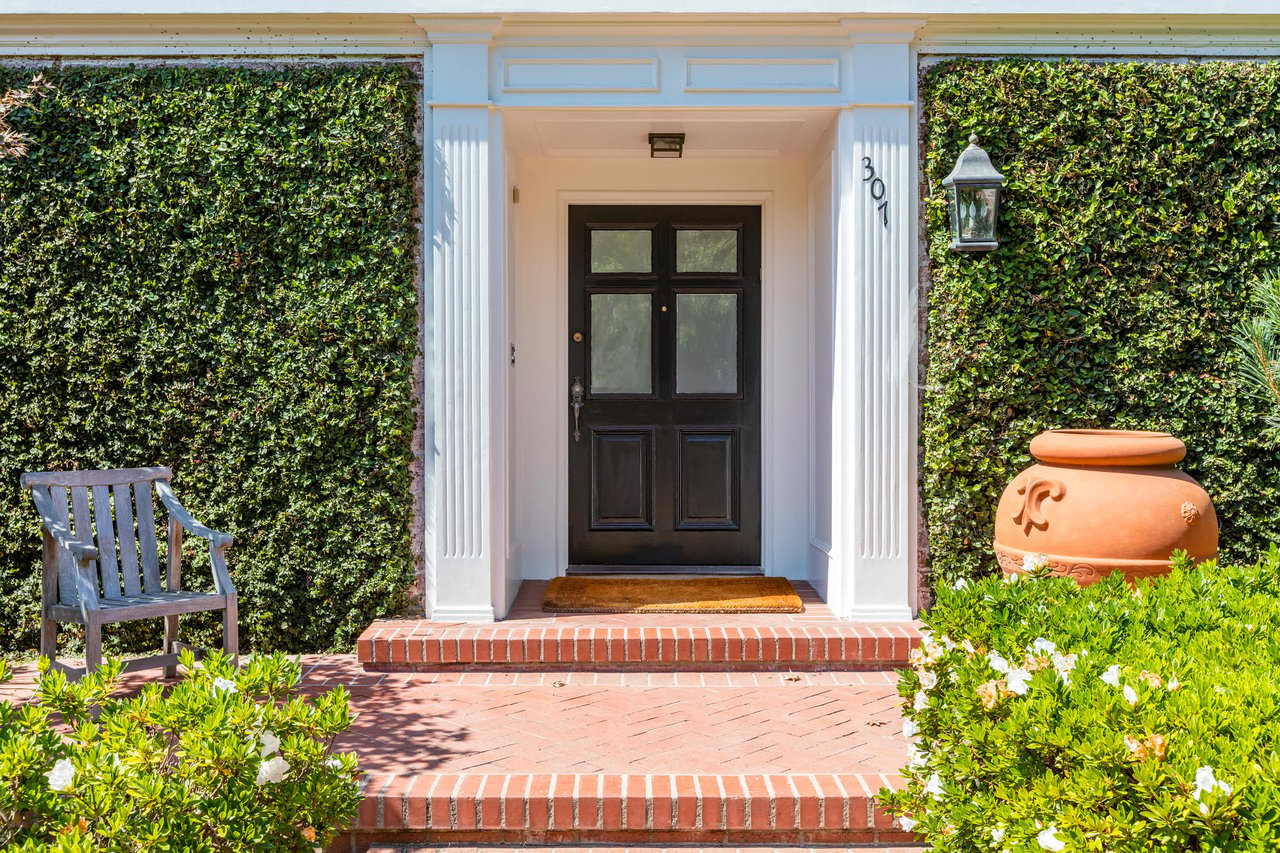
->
[922, 59, 1280, 586]
[0, 65, 421, 654]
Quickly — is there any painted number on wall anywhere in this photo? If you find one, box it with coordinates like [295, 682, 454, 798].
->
[862, 157, 890, 229]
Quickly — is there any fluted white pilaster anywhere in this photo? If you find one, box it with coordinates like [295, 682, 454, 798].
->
[422, 20, 505, 622]
[830, 28, 919, 621]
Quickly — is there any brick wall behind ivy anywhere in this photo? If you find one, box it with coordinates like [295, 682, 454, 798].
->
[921, 59, 1280, 587]
[0, 64, 421, 654]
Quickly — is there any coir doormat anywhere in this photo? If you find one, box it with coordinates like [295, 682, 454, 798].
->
[542, 576, 804, 614]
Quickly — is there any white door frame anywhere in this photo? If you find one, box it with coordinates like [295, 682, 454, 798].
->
[552, 189, 778, 578]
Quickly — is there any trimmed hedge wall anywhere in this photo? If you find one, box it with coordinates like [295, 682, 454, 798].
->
[922, 59, 1280, 586]
[0, 65, 421, 654]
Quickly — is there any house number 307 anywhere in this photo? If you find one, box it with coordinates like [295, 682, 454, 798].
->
[861, 156, 890, 229]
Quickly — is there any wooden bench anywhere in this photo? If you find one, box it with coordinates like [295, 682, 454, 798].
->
[20, 466, 237, 679]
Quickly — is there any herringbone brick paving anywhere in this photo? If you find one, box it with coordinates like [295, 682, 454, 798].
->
[3, 581, 921, 850]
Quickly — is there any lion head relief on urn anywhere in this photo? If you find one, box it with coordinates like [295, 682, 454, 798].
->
[993, 429, 1218, 585]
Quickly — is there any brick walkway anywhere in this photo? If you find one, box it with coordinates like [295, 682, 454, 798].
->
[4, 580, 921, 851]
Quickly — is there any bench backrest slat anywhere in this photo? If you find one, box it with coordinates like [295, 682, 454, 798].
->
[134, 484, 163, 594]
[91, 485, 122, 600]
[48, 487, 78, 607]
[113, 483, 143, 597]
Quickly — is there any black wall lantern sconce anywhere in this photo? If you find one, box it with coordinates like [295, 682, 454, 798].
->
[648, 132, 685, 159]
[942, 134, 1005, 251]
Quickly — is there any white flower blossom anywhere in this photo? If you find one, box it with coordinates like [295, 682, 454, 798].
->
[924, 772, 944, 798]
[1168, 674, 1180, 691]
[952, 578, 970, 590]
[906, 743, 928, 768]
[913, 691, 928, 711]
[991, 826, 1006, 843]
[961, 639, 976, 655]
[1193, 766, 1233, 803]
[988, 650, 1011, 674]
[211, 677, 238, 694]
[1006, 667, 1033, 695]
[255, 755, 291, 786]
[325, 756, 344, 770]
[1037, 825, 1066, 851]
[903, 718, 919, 739]
[1051, 652, 1079, 684]
[1123, 685, 1139, 705]
[1022, 553, 1048, 574]
[1124, 734, 1141, 754]
[1101, 664, 1122, 687]
[1031, 638, 1057, 656]
[898, 816, 916, 831]
[919, 670, 938, 691]
[259, 730, 280, 757]
[45, 758, 74, 792]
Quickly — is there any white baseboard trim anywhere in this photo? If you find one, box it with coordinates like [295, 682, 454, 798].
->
[843, 603, 916, 622]
[429, 605, 497, 624]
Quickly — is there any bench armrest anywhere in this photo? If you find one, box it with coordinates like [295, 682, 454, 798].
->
[155, 482, 234, 549]
[28, 487, 99, 562]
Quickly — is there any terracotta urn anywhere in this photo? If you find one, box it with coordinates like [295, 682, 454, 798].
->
[993, 429, 1218, 585]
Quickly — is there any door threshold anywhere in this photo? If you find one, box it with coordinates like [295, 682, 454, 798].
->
[566, 565, 765, 576]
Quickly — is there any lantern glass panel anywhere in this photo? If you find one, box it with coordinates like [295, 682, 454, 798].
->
[955, 186, 999, 243]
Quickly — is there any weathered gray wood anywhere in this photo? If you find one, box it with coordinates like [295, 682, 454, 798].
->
[69, 487, 98, 596]
[155, 482, 234, 548]
[92, 485, 122, 600]
[49, 488, 77, 607]
[164, 517, 182, 677]
[133, 484, 163, 594]
[40, 530, 58, 662]
[24, 467, 238, 678]
[20, 467, 172, 489]
[84, 613, 102, 678]
[113, 483, 142, 597]
[223, 592, 239, 666]
[48, 591, 228, 624]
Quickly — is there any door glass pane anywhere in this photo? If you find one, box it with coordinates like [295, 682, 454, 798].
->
[591, 230, 652, 273]
[591, 294, 652, 394]
[675, 229, 738, 273]
[676, 293, 737, 394]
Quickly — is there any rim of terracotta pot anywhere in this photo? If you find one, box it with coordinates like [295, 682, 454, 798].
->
[1029, 429, 1187, 467]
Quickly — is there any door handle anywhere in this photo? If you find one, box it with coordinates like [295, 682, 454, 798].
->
[570, 376, 585, 443]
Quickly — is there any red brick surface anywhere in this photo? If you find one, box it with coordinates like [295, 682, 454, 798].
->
[4, 584, 923, 851]
[358, 582, 922, 672]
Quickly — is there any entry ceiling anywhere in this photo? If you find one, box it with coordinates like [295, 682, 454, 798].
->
[504, 109, 836, 159]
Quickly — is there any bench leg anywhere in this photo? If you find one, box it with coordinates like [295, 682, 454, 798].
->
[223, 596, 239, 668]
[163, 614, 179, 678]
[84, 616, 102, 680]
[40, 615, 57, 665]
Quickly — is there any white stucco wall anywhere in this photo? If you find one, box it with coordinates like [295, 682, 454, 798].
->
[509, 155, 815, 593]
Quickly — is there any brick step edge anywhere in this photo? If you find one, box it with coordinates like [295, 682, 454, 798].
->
[365, 847, 930, 853]
[351, 772, 915, 839]
[358, 624, 922, 670]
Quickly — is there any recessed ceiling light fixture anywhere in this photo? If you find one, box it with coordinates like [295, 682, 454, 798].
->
[648, 132, 685, 159]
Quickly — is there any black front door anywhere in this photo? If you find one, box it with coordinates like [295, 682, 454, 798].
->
[567, 205, 762, 573]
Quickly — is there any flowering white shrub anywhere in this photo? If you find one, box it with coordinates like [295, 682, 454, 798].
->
[0, 651, 360, 852]
[882, 549, 1280, 851]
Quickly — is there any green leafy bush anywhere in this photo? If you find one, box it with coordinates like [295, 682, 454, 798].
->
[0, 652, 360, 851]
[922, 59, 1280, 587]
[0, 65, 421, 654]
[881, 552, 1280, 851]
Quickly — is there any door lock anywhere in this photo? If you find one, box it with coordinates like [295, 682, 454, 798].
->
[570, 376, 585, 443]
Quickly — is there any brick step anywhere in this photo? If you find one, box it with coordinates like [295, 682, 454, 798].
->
[366, 840, 926, 845]
[358, 622, 921, 672]
[348, 772, 917, 850]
